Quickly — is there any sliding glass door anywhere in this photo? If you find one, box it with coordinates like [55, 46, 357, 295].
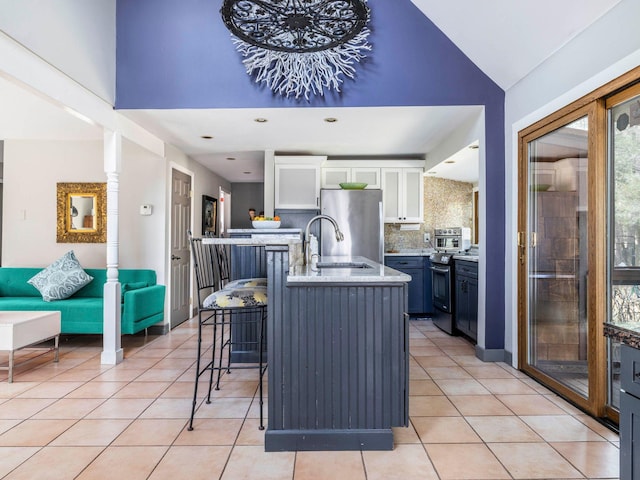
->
[519, 106, 600, 412]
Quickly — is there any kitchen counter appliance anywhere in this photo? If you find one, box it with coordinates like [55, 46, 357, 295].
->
[320, 189, 383, 263]
[434, 227, 471, 253]
[430, 251, 455, 334]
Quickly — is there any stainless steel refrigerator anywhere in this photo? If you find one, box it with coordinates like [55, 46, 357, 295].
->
[320, 189, 384, 263]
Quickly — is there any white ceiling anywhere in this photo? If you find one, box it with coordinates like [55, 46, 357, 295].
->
[120, 106, 482, 183]
[0, 1, 622, 184]
[411, 0, 622, 90]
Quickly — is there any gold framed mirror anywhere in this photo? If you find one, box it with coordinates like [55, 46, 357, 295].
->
[56, 182, 107, 243]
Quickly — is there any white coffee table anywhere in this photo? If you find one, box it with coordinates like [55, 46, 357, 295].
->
[0, 311, 61, 382]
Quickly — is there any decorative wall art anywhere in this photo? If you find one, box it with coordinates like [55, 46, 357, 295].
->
[202, 195, 218, 236]
[221, 0, 371, 100]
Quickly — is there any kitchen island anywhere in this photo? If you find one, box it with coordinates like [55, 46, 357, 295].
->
[266, 247, 410, 451]
[203, 237, 410, 451]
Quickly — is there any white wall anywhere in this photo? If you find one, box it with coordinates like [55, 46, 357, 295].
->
[0, 0, 116, 104]
[425, 108, 483, 169]
[2, 139, 166, 278]
[504, 0, 640, 363]
[120, 139, 167, 282]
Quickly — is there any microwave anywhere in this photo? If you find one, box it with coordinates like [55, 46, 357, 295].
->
[434, 227, 471, 252]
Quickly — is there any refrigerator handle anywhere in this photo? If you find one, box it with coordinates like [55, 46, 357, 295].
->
[378, 201, 384, 263]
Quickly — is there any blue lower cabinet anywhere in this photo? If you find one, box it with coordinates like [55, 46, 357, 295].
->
[455, 260, 478, 342]
[621, 345, 640, 479]
[385, 256, 432, 316]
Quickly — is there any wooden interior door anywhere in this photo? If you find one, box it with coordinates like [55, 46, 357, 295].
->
[170, 169, 191, 328]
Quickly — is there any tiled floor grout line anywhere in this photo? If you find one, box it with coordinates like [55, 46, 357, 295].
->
[0, 319, 621, 479]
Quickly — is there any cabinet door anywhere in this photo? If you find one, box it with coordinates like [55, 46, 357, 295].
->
[321, 168, 351, 189]
[352, 167, 381, 189]
[620, 392, 640, 480]
[381, 169, 402, 222]
[423, 258, 433, 314]
[275, 164, 320, 209]
[406, 266, 424, 314]
[385, 256, 425, 314]
[455, 275, 469, 334]
[468, 276, 478, 337]
[402, 168, 424, 222]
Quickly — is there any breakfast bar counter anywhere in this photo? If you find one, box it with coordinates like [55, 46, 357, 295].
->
[265, 245, 410, 451]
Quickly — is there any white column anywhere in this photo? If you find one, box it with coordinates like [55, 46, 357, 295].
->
[101, 129, 124, 365]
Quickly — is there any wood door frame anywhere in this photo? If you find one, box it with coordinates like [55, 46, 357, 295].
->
[517, 66, 640, 421]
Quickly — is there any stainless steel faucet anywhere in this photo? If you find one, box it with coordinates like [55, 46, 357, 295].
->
[304, 214, 344, 265]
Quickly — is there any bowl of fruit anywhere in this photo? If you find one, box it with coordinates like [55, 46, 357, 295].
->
[252, 216, 281, 229]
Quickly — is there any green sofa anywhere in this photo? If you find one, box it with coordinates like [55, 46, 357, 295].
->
[0, 268, 165, 334]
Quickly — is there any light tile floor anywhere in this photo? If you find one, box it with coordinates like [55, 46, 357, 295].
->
[0, 319, 619, 479]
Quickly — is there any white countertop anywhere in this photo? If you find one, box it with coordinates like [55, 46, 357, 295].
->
[202, 237, 301, 246]
[453, 254, 479, 262]
[227, 228, 302, 235]
[384, 248, 435, 257]
[288, 256, 411, 284]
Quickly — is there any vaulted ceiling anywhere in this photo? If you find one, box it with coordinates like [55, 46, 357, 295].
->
[0, 0, 623, 183]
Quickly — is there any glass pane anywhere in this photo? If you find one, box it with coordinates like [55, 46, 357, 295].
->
[607, 92, 640, 410]
[527, 116, 589, 398]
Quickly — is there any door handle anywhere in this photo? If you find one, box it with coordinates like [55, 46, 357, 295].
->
[517, 232, 527, 265]
[171, 255, 181, 260]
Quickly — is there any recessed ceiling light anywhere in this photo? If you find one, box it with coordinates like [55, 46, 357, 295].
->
[444, 160, 455, 164]
[243, 171, 252, 174]
[324, 117, 338, 123]
[468, 144, 479, 149]
[254, 118, 268, 123]
[200, 135, 213, 140]
[226, 157, 236, 161]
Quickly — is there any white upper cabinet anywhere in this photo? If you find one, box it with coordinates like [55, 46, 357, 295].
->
[320, 164, 381, 189]
[275, 156, 325, 209]
[351, 168, 381, 189]
[321, 167, 351, 189]
[381, 167, 424, 223]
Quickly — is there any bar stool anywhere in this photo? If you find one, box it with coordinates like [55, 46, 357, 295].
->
[188, 234, 268, 431]
[213, 242, 267, 290]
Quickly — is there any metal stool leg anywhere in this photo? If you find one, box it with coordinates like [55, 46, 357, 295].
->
[188, 313, 205, 431]
[206, 316, 218, 404]
[258, 306, 266, 430]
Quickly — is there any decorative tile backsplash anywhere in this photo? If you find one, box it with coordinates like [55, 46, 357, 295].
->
[384, 177, 474, 251]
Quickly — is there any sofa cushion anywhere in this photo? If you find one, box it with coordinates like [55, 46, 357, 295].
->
[121, 281, 148, 302]
[0, 296, 104, 334]
[203, 287, 267, 309]
[27, 251, 94, 302]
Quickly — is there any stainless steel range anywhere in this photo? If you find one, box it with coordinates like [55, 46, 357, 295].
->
[430, 251, 455, 334]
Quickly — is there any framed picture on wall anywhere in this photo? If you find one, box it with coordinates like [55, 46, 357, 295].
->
[202, 195, 217, 236]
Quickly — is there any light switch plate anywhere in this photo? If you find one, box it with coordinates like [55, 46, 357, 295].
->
[140, 204, 153, 216]
[424, 233, 430, 243]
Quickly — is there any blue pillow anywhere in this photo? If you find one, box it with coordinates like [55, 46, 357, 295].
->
[27, 250, 94, 302]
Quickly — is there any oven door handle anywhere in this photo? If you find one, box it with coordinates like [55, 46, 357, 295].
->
[430, 266, 450, 273]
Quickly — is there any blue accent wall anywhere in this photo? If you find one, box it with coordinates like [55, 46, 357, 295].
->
[116, 0, 506, 350]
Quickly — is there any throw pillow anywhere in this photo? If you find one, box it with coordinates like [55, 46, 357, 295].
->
[28, 250, 94, 302]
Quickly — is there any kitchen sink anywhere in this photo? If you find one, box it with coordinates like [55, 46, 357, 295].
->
[316, 261, 373, 269]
